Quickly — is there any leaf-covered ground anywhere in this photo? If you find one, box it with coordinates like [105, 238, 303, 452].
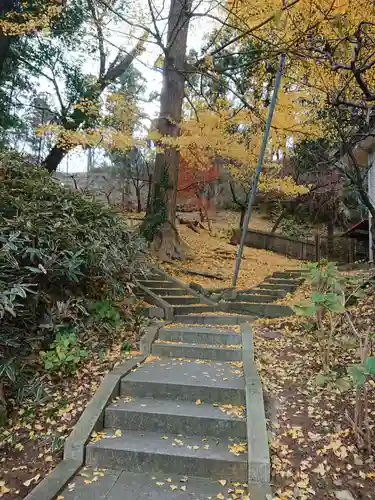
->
[162, 220, 301, 290]
[253, 300, 375, 500]
[0, 328, 143, 499]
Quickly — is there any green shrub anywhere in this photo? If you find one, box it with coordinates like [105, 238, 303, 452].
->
[40, 326, 88, 374]
[0, 155, 145, 409]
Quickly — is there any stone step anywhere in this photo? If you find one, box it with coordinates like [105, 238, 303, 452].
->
[59, 469, 244, 500]
[258, 283, 296, 291]
[163, 296, 200, 305]
[159, 326, 241, 345]
[86, 429, 248, 481]
[173, 304, 217, 315]
[227, 302, 294, 318]
[150, 288, 194, 296]
[138, 280, 178, 289]
[272, 270, 304, 278]
[152, 342, 242, 361]
[252, 287, 288, 298]
[232, 294, 276, 303]
[121, 357, 246, 404]
[267, 277, 301, 285]
[105, 396, 247, 439]
[175, 314, 251, 325]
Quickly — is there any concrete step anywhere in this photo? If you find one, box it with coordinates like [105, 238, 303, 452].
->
[173, 304, 217, 315]
[152, 342, 242, 361]
[175, 314, 252, 325]
[121, 357, 246, 404]
[138, 280, 178, 289]
[159, 326, 241, 345]
[86, 429, 248, 481]
[151, 288, 193, 296]
[59, 468, 245, 500]
[163, 296, 199, 305]
[258, 283, 296, 291]
[233, 294, 276, 303]
[267, 277, 301, 285]
[227, 302, 294, 318]
[252, 287, 288, 298]
[105, 396, 247, 439]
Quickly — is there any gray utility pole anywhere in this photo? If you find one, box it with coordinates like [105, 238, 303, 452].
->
[232, 54, 286, 287]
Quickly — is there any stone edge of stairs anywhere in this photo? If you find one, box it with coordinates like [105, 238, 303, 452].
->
[23, 323, 162, 500]
[240, 322, 271, 493]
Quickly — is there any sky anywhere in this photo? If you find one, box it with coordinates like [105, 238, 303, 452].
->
[56, 0, 217, 173]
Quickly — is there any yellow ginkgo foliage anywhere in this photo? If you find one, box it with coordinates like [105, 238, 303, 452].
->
[226, 0, 375, 111]
[0, 2, 64, 36]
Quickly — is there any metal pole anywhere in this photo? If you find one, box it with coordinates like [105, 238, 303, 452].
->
[232, 54, 286, 287]
[368, 151, 375, 263]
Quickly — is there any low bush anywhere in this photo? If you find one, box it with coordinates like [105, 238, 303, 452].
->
[0, 155, 145, 414]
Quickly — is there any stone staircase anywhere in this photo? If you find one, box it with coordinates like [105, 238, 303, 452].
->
[136, 267, 218, 319]
[57, 268, 304, 499]
[72, 317, 256, 499]
[137, 267, 305, 320]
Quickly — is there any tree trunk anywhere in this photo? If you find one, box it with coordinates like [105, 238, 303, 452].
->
[141, 0, 193, 261]
[43, 145, 67, 173]
[327, 217, 334, 258]
[135, 185, 142, 212]
[271, 208, 287, 233]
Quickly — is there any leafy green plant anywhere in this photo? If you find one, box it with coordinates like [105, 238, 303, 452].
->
[90, 299, 123, 328]
[293, 262, 345, 373]
[346, 329, 375, 454]
[0, 156, 145, 412]
[39, 327, 88, 374]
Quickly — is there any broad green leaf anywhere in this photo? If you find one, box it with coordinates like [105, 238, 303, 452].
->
[311, 292, 325, 303]
[334, 378, 351, 392]
[364, 357, 375, 376]
[326, 300, 345, 313]
[293, 302, 317, 316]
[347, 365, 366, 387]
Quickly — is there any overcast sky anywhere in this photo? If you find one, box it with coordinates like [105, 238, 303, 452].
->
[57, 0, 216, 173]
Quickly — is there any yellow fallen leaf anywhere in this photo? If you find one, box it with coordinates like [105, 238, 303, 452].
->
[192, 445, 200, 450]
[218, 479, 227, 486]
[196, 399, 201, 405]
[170, 485, 178, 490]
[161, 436, 169, 440]
[217, 494, 225, 499]
[57, 497, 65, 500]
[156, 482, 165, 486]
[45, 455, 53, 462]
[180, 485, 187, 491]
[166, 478, 172, 482]
[235, 489, 244, 494]
[0, 485, 11, 494]
[114, 429, 122, 437]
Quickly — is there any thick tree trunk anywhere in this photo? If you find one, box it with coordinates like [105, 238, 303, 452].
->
[43, 145, 67, 173]
[142, 0, 193, 261]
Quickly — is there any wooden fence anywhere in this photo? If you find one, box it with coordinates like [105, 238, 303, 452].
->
[230, 229, 365, 263]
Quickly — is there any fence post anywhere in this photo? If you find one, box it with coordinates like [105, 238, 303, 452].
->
[315, 233, 321, 262]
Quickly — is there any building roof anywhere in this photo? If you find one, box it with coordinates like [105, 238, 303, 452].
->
[342, 219, 369, 241]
